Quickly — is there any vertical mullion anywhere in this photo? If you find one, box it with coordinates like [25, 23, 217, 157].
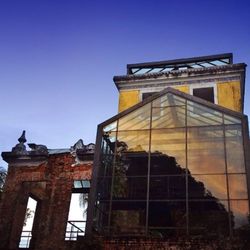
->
[107, 120, 119, 233]
[222, 113, 232, 237]
[146, 102, 153, 235]
[185, 99, 189, 236]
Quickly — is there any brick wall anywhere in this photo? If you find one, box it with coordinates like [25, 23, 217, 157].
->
[0, 153, 92, 250]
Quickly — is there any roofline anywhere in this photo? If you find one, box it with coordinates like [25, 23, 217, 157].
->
[98, 87, 247, 128]
[127, 53, 233, 74]
[115, 63, 246, 86]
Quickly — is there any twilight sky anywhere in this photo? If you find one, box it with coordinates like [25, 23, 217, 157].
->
[0, 0, 250, 168]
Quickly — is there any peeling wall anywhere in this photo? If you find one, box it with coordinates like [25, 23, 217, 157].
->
[217, 81, 242, 112]
[118, 90, 140, 112]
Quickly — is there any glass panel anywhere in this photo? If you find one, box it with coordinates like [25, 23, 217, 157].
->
[187, 101, 222, 126]
[151, 106, 185, 129]
[148, 201, 186, 232]
[225, 125, 245, 173]
[189, 175, 227, 200]
[111, 201, 146, 235]
[103, 121, 117, 132]
[187, 127, 225, 174]
[228, 174, 248, 199]
[153, 93, 185, 108]
[151, 128, 186, 168]
[189, 200, 229, 236]
[113, 176, 147, 200]
[117, 130, 150, 153]
[149, 176, 186, 200]
[118, 104, 151, 130]
[94, 201, 109, 233]
[230, 200, 249, 229]
[97, 177, 112, 201]
[224, 115, 241, 125]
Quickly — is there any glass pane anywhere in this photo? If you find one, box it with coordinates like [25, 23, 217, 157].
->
[111, 201, 146, 235]
[97, 177, 112, 201]
[117, 130, 150, 153]
[148, 201, 186, 231]
[151, 106, 185, 129]
[103, 121, 117, 132]
[224, 115, 241, 125]
[187, 101, 222, 126]
[149, 176, 186, 200]
[189, 175, 227, 200]
[94, 201, 109, 233]
[151, 128, 186, 168]
[118, 104, 151, 130]
[228, 174, 248, 199]
[189, 200, 229, 236]
[188, 126, 225, 174]
[153, 93, 185, 107]
[230, 200, 249, 229]
[113, 176, 147, 200]
[225, 125, 245, 173]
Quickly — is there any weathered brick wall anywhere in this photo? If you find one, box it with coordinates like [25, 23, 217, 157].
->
[0, 153, 92, 250]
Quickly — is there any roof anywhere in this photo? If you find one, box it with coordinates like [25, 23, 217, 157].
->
[127, 53, 233, 75]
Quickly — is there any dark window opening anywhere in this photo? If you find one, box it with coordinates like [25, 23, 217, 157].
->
[193, 87, 214, 103]
[142, 92, 158, 100]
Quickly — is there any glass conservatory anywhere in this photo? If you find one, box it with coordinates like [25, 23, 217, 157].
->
[87, 88, 250, 238]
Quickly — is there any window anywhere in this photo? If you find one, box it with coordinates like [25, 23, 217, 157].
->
[65, 180, 90, 241]
[193, 87, 214, 103]
[142, 92, 158, 100]
[19, 197, 38, 248]
[190, 84, 217, 104]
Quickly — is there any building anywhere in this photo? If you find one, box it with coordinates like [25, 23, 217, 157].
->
[86, 53, 250, 245]
[0, 53, 249, 249]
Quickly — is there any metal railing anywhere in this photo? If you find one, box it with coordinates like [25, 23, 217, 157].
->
[19, 230, 32, 248]
[65, 220, 86, 241]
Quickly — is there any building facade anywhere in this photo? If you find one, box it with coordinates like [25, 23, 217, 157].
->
[0, 53, 249, 249]
[86, 54, 250, 241]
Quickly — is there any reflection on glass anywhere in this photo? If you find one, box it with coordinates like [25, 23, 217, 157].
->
[152, 93, 185, 107]
[113, 176, 147, 200]
[118, 104, 151, 130]
[103, 121, 117, 132]
[188, 127, 225, 174]
[228, 174, 248, 199]
[97, 177, 112, 200]
[149, 176, 186, 200]
[189, 175, 227, 199]
[189, 200, 229, 236]
[94, 91, 249, 238]
[151, 128, 185, 168]
[117, 130, 150, 153]
[148, 201, 186, 236]
[152, 106, 185, 129]
[230, 200, 249, 229]
[111, 201, 146, 235]
[187, 101, 222, 126]
[225, 125, 245, 173]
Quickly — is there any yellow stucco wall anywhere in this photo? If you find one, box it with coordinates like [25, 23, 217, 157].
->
[118, 86, 189, 112]
[172, 85, 189, 94]
[217, 81, 241, 112]
[119, 90, 140, 112]
[118, 82, 242, 113]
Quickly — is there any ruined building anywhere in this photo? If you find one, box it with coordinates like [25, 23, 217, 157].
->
[1, 53, 250, 249]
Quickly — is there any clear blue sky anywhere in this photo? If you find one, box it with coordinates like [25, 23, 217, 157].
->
[1, 0, 250, 169]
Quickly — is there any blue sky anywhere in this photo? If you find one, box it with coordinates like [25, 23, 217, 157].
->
[0, 0, 250, 168]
